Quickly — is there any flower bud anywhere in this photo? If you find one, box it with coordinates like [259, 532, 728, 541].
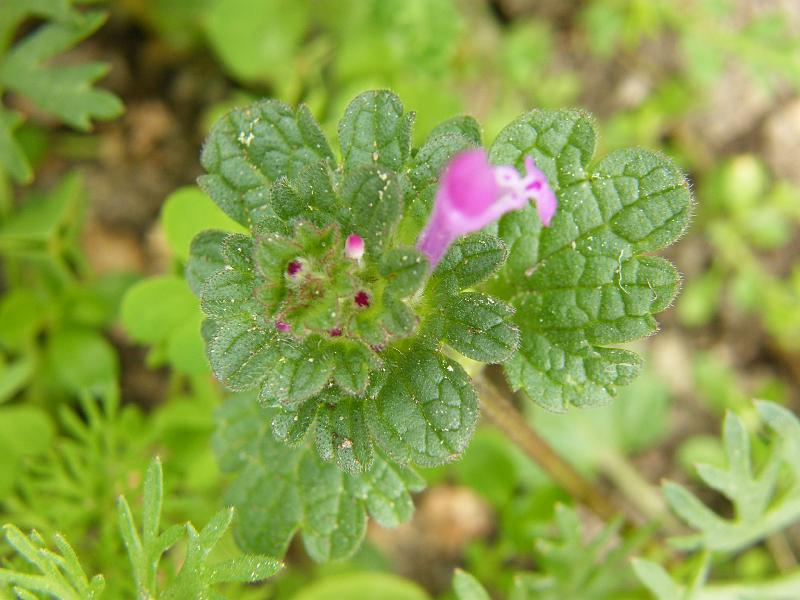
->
[345, 234, 365, 260]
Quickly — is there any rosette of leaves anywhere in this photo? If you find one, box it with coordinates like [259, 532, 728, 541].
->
[191, 90, 691, 560]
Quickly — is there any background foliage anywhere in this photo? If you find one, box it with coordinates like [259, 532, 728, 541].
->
[2, 0, 800, 598]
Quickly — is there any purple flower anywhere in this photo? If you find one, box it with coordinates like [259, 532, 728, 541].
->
[345, 234, 364, 260]
[275, 320, 291, 333]
[416, 149, 557, 268]
[354, 290, 370, 307]
[286, 260, 302, 276]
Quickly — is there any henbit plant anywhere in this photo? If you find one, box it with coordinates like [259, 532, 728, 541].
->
[189, 89, 692, 560]
[0, 458, 281, 599]
[0, 0, 123, 183]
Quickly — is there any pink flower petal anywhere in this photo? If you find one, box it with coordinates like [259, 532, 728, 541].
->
[442, 150, 499, 217]
[345, 234, 365, 260]
[416, 150, 558, 269]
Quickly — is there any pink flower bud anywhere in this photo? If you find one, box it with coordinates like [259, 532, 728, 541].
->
[354, 290, 370, 307]
[286, 260, 302, 276]
[275, 320, 291, 333]
[345, 234, 365, 260]
[416, 150, 557, 268]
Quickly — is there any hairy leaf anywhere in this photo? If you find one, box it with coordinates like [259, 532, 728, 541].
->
[442, 292, 519, 363]
[0, 525, 106, 600]
[367, 349, 478, 466]
[200, 100, 333, 226]
[338, 90, 413, 173]
[490, 109, 691, 410]
[214, 393, 425, 561]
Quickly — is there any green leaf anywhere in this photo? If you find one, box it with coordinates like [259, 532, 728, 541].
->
[207, 554, 283, 585]
[317, 397, 374, 473]
[121, 274, 209, 375]
[380, 248, 428, 296]
[203, 0, 308, 85]
[428, 116, 482, 145]
[0, 405, 53, 497]
[271, 160, 341, 227]
[199, 100, 334, 226]
[297, 452, 368, 561]
[259, 338, 334, 408]
[338, 90, 414, 173]
[329, 339, 375, 396]
[510, 504, 649, 600]
[0, 11, 122, 130]
[122, 275, 199, 345]
[199, 235, 259, 319]
[161, 186, 246, 261]
[432, 233, 507, 290]
[367, 349, 478, 466]
[0, 170, 84, 249]
[489, 109, 691, 410]
[214, 393, 424, 561]
[664, 402, 800, 553]
[291, 572, 430, 600]
[442, 292, 519, 363]
[631, 559, 685, 600]
[45, 326, 118, 394]
[204, 317, 279, 391]
[0, 106, 30, 182]
[186, 230, 227, 296]
[341, 165, 403, 255]
[0, 355, 35, 403]
[0, 525, 106, 600]
[271, 396, 319, 447]
[453, 570, 490, 600]
[118, 457, 281, 598]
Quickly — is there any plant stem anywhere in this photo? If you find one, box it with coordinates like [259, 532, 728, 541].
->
[473, 372, 618, 521]
[596, 450, 671, 525]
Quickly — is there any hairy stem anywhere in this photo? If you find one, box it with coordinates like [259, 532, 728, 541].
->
[473, 372, 618, 520]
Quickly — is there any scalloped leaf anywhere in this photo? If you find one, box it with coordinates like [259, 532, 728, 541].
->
[200, 100, 334, 226]
[489, 109, 691, 411]
[442, 292, 519, 363]
[338, 90, 413, 173]
[214, 393, 425, 561]
[366, 349, 478, 466]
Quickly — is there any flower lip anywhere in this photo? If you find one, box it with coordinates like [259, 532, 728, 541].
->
[441, 150, 500, 217]
[416, 149, 557, 268]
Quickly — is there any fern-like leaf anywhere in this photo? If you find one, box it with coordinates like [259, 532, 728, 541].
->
[118, 457, 282, 600]
[0, 1, 123, 182]
[0, 525, 105, 600]
[664, 401, 800, 553]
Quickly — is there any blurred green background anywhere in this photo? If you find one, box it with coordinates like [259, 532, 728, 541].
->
[1, 0, 800, 598]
